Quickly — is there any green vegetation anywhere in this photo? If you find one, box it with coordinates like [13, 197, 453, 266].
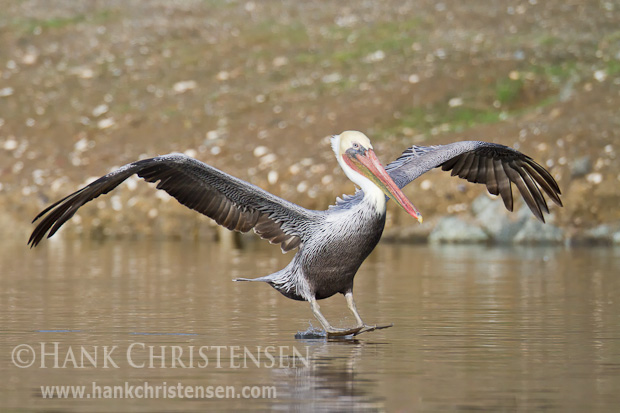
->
[14, 15, 86, 33]
[606, 59, 620, 76]
[380, 104, 503, 140]
[495, 77, 524, 105]
[530, 61, 579, 84]
[12, 10, 115, 34]
[246, 19, 310, 50]
[536, 34, 561, 47]
[295, 17, 423, 66]
[383, 59, 588, 139]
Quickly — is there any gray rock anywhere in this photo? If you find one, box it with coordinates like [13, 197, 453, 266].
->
[472, 194, 529, 243]
[586, 224, 612, 239]
[470, 194, 496, 217]
[513, 218, 564, 244]
[570, 156, 591, 178]
[581, 225, 613, 245]
[382, 222, 433, 244]
[568, 224, 618, 245]
[429, 216, 489, 244]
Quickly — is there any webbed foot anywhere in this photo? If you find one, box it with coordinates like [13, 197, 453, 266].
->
[351, 323, 394, 336]
[325, 325, 365, 337]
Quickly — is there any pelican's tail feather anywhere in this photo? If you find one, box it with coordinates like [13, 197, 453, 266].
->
[233, 275, 273, 282]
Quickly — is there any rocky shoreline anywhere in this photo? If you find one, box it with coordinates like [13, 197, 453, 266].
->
[384, 194, 620, 246]
[2, 1, 619, 246]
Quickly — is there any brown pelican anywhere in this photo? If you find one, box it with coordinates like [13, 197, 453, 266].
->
[29, 131, 562, 336]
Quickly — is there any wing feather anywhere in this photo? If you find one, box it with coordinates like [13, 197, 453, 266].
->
[485, 157, 499, 195]
[474, 155, 487, 184]
[515, 161, 549, 214]
[502, 161, 543, 221]
[522, 162, 563, 206]
[450, 153, 470, 177]
[494, 159, 513, 211]
[29, 154, 312, 250]
[386, 141, 562, 221]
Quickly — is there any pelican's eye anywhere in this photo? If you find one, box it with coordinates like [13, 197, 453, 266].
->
[352, 142, 360, 150]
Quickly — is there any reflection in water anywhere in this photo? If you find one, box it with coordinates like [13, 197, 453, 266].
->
[1, 239, 619, 411]
[273, 339, 386, 412]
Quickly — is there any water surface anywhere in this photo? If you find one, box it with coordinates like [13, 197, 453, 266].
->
[1, 239, 619, 411]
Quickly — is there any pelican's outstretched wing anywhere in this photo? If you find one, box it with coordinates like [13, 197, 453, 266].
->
[385, 141, 562, 222]
[29, 154, 311, 251]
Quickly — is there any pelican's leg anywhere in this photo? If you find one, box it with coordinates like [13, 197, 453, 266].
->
[345, 292, 394, 336]
[309, 298, 363, 337]
[345, 292, 364, 328]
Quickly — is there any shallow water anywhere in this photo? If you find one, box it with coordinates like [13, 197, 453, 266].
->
[1, 238, 619, 411]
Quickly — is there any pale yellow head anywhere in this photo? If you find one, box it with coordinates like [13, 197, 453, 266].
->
[336, 130, 373, 156]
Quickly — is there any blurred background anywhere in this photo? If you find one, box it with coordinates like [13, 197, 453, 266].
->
[1, 0, 619, 245]
[2, 3, 620, 411]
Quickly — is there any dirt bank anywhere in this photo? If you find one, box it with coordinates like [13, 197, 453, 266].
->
[1, 0, 619, 244]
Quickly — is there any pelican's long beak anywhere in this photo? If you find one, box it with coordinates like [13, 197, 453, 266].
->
[349, 149, 423, 223]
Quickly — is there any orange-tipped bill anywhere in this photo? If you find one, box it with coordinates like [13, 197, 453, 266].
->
[346, 149, 423, 223]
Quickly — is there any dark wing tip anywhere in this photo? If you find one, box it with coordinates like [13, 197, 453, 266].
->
[28, 162, 145, 248]
[27, 233, 40, 248]
[437, 142, 562, 221]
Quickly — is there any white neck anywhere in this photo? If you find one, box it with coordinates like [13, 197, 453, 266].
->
[332, 136, 386, 214]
